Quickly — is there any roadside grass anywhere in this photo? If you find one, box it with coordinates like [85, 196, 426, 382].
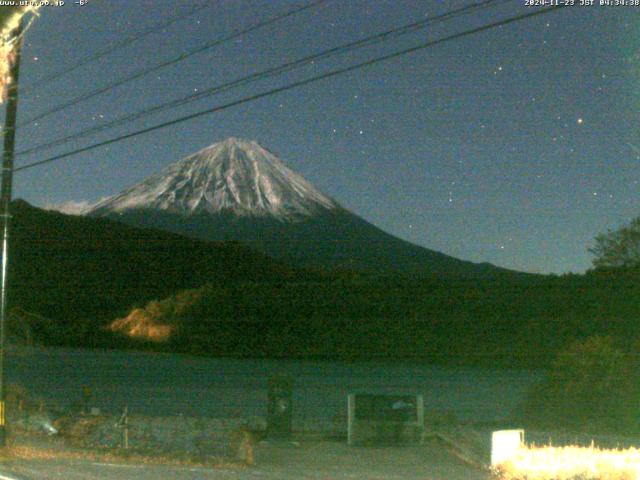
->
[493, 444, 640, 480]
[0, 437, 244, 469]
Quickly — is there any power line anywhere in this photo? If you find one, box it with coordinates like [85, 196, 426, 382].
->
[16, 0, 508, 158]
[14, 5, 569, 174]
[22, 1, 214, 93]
[17, 0, 327, 129]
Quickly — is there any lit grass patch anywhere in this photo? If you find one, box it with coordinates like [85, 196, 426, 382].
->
[494, 444, 640, 480]
[4, 443, 240, 469]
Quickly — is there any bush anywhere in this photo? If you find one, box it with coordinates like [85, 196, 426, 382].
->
[517, 336, 640, 433]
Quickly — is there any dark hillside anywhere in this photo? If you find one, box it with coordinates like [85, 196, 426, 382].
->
[7, 200, 298, 344]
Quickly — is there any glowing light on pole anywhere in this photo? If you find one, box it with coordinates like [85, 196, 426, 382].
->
[0, 6, 39, 103]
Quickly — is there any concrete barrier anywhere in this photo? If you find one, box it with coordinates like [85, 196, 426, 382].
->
[491, 429, 524, 466]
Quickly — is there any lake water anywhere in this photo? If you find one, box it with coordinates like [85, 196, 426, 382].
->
[7, 347, 541, 424]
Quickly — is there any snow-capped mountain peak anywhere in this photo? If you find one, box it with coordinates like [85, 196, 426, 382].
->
[87, 138, 337, 220]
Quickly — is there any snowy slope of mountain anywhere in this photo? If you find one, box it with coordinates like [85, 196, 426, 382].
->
[88, 138, 336, 220]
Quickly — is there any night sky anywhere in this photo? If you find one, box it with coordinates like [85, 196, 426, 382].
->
[7, 0, 638, 274]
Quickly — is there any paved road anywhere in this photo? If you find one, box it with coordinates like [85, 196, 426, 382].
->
[0, 461, 247, 480]
[0, 442, 491, 480]
[0, 461, 489, 480]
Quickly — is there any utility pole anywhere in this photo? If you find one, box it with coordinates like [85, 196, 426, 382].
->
[0, 17, 24, 447]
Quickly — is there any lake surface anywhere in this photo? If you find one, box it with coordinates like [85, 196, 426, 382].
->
[7, 347, 541, 424]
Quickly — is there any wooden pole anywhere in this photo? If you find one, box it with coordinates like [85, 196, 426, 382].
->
[0, 17, 24, 447]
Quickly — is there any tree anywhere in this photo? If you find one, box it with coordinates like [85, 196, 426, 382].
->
[518, 336, 640, 433]
[589, 217, 640, 269]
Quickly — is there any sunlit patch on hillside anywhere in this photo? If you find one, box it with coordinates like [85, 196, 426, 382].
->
[110, 308, 173, 343]
[109, 291, 201, 343]
[494, 444, 640, 480]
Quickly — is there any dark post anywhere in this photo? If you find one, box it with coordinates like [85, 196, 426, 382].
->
[267, 374, 293, 439]
[0, 17, 24, 447]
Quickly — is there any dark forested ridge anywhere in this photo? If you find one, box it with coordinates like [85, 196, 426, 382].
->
[7, 200, 299, 345]
[8, 200, 640, 367]
[109, 270, 640, 367]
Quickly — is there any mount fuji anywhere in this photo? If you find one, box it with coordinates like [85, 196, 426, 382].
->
[89, 137, 336, 220]
[87, 138, 510, 277]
